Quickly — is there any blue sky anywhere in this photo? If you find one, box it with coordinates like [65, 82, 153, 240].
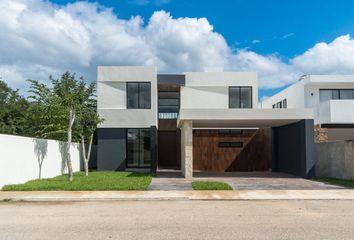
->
[2, 0, 354, 98]
[51, 0, 354, 55]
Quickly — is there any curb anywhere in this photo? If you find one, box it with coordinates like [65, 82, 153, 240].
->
[2, 189, 354, 202]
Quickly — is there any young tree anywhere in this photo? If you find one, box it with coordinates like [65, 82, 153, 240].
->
[51, 72, 96, 182]
[76, 102, 103, 176]
[29, 72, 97, 182]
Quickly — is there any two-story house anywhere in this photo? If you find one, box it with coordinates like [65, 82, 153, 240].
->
[97, 66, 315, 178]
[262, 75, 354, 142]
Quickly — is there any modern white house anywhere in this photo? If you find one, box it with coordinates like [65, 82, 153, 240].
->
[262, 75, 354, 142]
[97, 66, 315, 178]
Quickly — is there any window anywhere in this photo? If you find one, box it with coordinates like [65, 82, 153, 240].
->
[127, 129, 151, 168]
[282, 99, 287, 108]
[127, 82, 151, 109]
[229, 87, 252, 108]
[319, 89, 354, 102]
[218, 129, 243, 135]
[158, 91, 180, 119]
[274, 99, 287, 109]
[218, 142, 243, 148]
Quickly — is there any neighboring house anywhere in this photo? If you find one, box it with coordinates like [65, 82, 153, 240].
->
[261, 75, 354, 142]
[97, 66, 315, 178]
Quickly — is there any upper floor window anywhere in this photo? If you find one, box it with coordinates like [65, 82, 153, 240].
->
[229, 86, 252, 108]
[319, 89, 354, 102]
[273, 99, 287, 108]
[158, 91, 179, 119]
[127, 82, 151, 109]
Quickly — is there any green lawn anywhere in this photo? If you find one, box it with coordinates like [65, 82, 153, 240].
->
[315, 177, 354, 188]
[192, 181, 233, 190]
[2, 171, 152, 191]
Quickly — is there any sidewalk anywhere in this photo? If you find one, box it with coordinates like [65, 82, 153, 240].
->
[2, 189, 354, 202]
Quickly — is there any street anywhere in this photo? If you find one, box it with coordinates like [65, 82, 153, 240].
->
[1, 200, 354, 240]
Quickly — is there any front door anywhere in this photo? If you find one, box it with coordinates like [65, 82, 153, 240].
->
[158, 131, 180, 169]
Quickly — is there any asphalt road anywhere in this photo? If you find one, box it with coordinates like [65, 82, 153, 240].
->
[1, 200, 354, 240]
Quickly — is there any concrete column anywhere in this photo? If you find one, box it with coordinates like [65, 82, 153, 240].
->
[181, 120, 193, 178]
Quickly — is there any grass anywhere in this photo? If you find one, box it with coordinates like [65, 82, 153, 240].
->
[192, 181, 233, 190]
[2, 171, 152, 191]
[315, 177, 354, 188]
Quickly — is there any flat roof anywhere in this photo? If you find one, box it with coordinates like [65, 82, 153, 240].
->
[177, 108, 314, 128]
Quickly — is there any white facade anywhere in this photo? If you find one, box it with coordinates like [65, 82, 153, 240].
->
[262, 75, 354, 124]
[97, 66, 158, 128]
[181, 72, 258, 109]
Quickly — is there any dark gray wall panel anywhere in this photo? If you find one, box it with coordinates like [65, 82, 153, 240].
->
[157, 74, 185, 85]
[272, 120, 315, 178]
[97, 128, 126, 171]
[150, 126, 158, 174]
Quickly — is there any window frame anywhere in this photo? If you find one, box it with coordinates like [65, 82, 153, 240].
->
[126, 128, 151, 168]
[228, 86, 253, 109]
[319, 89, 354, 102]
[126, 82, 151, 109]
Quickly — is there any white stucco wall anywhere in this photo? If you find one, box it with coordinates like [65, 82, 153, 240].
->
[262, 75, 354, 109]
[261, 80, 305, 109]
[181, 72, 258, 109]
[0, 134, 82, 188]
[97, 66, 158, 128]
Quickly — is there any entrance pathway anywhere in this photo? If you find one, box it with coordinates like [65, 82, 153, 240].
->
[148, 171, 343, 191]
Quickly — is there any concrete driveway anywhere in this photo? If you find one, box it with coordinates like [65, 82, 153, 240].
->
[148, 171, 342, 190]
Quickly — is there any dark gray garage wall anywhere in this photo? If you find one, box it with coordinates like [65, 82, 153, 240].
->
[272, 120, 315, 178]
[97, 128, 126, 171]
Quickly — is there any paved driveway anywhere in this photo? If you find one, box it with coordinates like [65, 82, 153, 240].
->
[148, 171, 342, 190]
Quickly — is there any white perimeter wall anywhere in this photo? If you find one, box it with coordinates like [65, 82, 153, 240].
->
[0, 134, 82, 188]
[181, 72, 258, 109]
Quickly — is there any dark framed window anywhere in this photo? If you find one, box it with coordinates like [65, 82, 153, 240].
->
[126, 129, 151, 168]
[218, 142, 243, 148]
[319, 89, 354, 102]
[127, 82, 151, 109]
[158, 91, 180, 119]
[218, 129, 243, 135]
[229, 87, 252, 108]
[282, 99, 287, 108]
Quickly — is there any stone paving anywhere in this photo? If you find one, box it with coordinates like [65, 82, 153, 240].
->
[148, 171, 343, 191]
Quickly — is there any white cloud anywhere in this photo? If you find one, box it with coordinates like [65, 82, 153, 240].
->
[291, 35, 354, 74]
[251, 39, 261, 44]
[1, 0, 354, 93]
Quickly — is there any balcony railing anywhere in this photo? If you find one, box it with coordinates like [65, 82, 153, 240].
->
[315, 99, 354, 125]
[158, 112, 179, 119]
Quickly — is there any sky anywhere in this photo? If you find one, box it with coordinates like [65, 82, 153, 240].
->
[1, 0, 354, 98]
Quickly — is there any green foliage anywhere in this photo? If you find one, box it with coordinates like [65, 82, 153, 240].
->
[0, 72, 102, 142]
[315, 177, 354, 188]
[192, 181, 233, 190]
[27, 72, 102, 142]
[27, 79, 68, 140]
[2, 171, 152, 191]
[0, 80, 30, 135]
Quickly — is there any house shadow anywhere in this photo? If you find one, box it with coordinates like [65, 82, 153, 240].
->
[33, 139, 48, 179]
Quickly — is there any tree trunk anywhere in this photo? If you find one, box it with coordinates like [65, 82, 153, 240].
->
[81, 133, 93, 176]
[67, 109, 75, 182]
[38, 163, 42, 180]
